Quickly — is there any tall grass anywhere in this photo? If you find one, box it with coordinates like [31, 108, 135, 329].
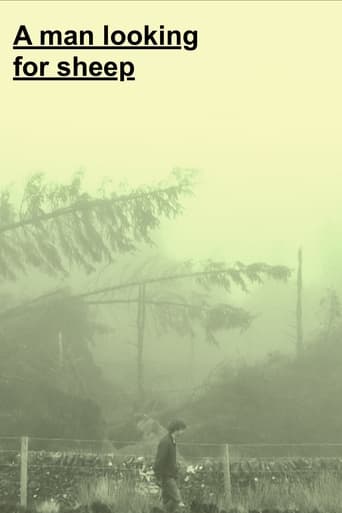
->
[75, 472, 342, 513]
[35, 499, 60, 513]
[232, 473, 342, 513]
[76, 475, 159, 513]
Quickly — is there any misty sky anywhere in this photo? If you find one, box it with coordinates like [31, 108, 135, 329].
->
[1, 1, 342, 290]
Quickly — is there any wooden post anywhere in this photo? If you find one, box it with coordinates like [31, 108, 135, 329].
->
[223, 444, 232, 507]
[20, 436, 29, 507]
[296, 247, 304, 356]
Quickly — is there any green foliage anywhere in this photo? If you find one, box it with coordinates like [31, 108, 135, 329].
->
[0, 169, 195, 280]
[194, 260, 291, 293]
[168, 323, 342, 445]
[0, 290, 119, 438]
[149, 299, 254, 345]
[84, 257, 291, 344]
[0, 380, 103, 438]
[152, 260, 289, 342]
[232, 472, 342, 513]
[319, 288, 341, 338]
[77, 476, 156, 513]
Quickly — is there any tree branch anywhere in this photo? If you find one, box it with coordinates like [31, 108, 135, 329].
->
[0, 183, 187, 235]
[76, 263, 291, 298]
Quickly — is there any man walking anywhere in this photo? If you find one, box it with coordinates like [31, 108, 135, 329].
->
[153, 419, 187, 513]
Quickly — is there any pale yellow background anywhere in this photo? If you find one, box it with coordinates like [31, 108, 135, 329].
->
[1, 0, 341, 288]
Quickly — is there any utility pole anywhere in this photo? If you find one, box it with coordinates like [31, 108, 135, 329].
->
[296, 247, 304, 356]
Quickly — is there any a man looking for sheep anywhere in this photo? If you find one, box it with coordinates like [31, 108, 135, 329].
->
[153, 419, 187, 513]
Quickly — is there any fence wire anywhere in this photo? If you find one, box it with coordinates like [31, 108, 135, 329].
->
[3, 437, 342, 507]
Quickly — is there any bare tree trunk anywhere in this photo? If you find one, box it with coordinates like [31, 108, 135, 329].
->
[137, 284, 146, 403]
[189, 337, 195, 387]
[296, 247, 304, 356]
[58, 331, 64, 368]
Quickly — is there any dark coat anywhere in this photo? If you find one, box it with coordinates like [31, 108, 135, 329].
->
[153, 433, 177, 479]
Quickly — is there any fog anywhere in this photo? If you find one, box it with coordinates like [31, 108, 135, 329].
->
[1, 1, 342, 441]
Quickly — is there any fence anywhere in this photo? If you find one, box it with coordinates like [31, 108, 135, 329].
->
[3, 437, 342, 508]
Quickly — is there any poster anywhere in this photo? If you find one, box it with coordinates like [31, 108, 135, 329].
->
[1, 1, 342, 510]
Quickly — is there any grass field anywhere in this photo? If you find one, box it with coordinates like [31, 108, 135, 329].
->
[74, 472, 342, 513]
[3, 471, 342, 513]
